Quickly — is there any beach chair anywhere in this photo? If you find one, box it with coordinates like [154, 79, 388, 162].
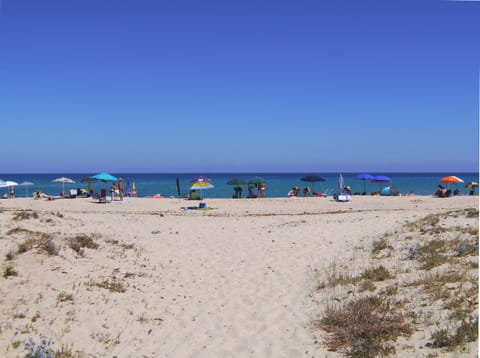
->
[69, 189, 78, 198]
[98, 189, 107, 203]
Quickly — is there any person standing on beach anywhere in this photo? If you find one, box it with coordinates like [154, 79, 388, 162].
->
[118, 178, 124, 201]
[258, 183, 266, 197]
[110, 182, 116, 201]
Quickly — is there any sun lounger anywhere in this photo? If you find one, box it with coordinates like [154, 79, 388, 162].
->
[334, 193, 352, 202]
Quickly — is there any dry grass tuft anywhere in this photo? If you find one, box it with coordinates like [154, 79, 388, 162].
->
[69, 234, 99, 256]
[12, 210, 39, 221]
[316, 295, 411, 357]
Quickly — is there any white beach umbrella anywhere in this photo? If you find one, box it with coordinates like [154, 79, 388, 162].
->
[0, 180, 18, 188]
[0, 181, 18, 197]
[20, 181, 35, 197]
[52, 177, 75, 193]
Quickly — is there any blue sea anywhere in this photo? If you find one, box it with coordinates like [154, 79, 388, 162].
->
[0, 173, 478, 198]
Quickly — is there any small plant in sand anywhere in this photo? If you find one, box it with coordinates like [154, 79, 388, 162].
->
[57, 292, 74, 303]
[12, 210, 39, 221]
[25, 335, 54, 358]
[371, 237, 393, 257]
[69, 234, 99, 256]
[3, 265, 18, 278]
[5, 250, 16, 261]
[40, 239, 59, 256]
[316, 295, 412, 357]
[360, 265, 393, 281]
[88, 277, 127, 293]
[24, 335, 79, 358]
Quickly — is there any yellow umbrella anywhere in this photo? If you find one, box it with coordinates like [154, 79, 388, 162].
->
[465, 181, 478, 189]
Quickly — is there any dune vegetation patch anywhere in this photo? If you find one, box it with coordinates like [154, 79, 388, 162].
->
[313, 209, 479, 357]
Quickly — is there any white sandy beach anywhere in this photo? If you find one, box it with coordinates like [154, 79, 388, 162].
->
[0, 196, 478, 357]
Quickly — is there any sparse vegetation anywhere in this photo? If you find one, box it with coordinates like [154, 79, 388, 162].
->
[314, 209, 478, 356]
[371, 237, 393, 257]
[57, 292, 74, 303]
[428, 317, 478, 351]
[69, 234, 99, 256]
[316, 295, 411, 357]
[360, 265, 393, 281]
[88, 277, 126, 293]
[3, 265, 18, 278]
[12, 210, 39, 221]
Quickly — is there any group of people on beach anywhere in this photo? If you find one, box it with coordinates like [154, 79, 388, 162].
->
[247, 183, 266, 198]
[433, 185, 467, 198]
[110, 178, 125, 201]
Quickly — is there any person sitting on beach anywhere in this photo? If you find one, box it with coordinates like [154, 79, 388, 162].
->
[433, 185, 447, 198]
[453, 189, 462, 196]
[303, 186, 311, 196]
[288, 188, 297, 197]
[189, 189, 199, 200]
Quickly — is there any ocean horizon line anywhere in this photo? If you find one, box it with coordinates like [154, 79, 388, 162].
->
[1, 171, 478, 175]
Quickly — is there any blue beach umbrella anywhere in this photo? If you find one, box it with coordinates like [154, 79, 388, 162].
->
[90, 173, 119, 192]
[91, 173, 118, 182]
[355, 173, 374, 194]
[371, 175, 392, 192]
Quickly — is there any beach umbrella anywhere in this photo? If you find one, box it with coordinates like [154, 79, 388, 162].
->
[465, 181, 478, 195]
[440, 175, 464, 190]
[191, 176, 212, 183]
[465, 181, 478, 188]
[91, 173, 118, 182]
[52, 177, 75, 194]
[90, 172, 118, 192]
[248, 177, 267, 185]
[338, 173, 345, 191]
[440, 176, 464, 184]
[0, 181, 18, 197]
[301, 175, 325, 194]
[227, 178, 247, 186]
[190, 181, 214, 199]
[19, 181, 34, 198]
[371, 175, 392, 192]
[0, 180, 18, 188]
[176, 177, 181, 197]
[355, 173, 374, 194]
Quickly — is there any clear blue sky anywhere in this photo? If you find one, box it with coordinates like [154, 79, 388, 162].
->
[0, 0, 478, 173]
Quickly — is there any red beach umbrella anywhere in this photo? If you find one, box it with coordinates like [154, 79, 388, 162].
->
[440, 176, 464, 184]
[440, 176, 464, 190]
